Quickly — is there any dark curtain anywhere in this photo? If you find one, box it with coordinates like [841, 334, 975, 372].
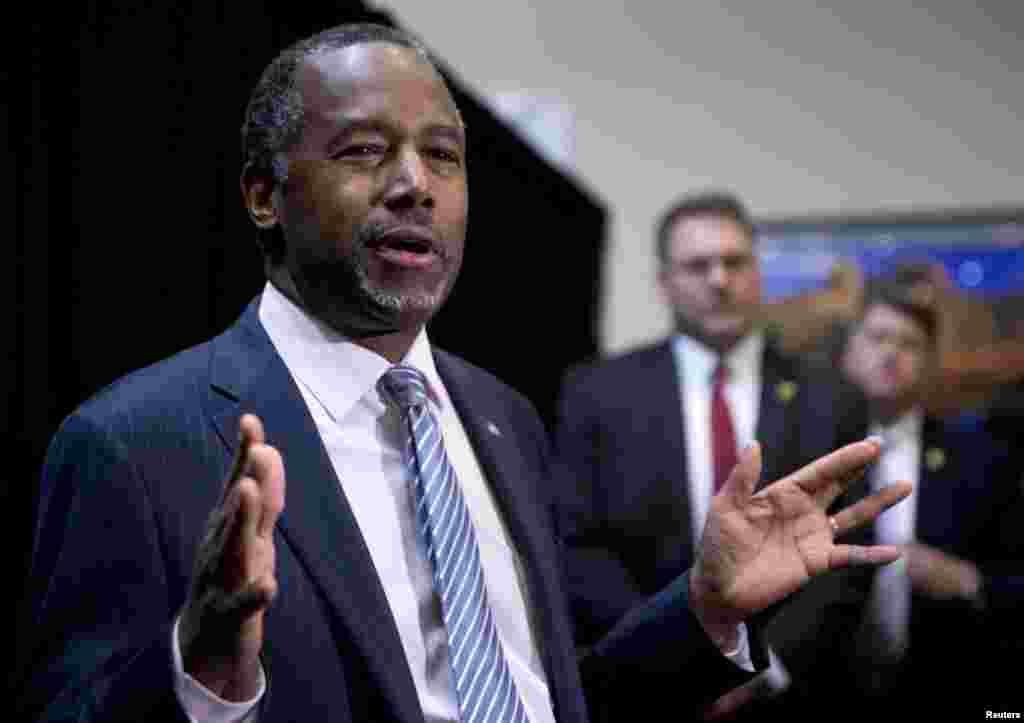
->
[10, 1, 604, 670]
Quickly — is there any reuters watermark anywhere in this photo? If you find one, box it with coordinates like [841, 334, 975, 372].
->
[986, 713, 1022, 720]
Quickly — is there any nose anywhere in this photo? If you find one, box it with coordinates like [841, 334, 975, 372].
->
[707, 260, 729, 289]
[382, 147, 434, 212]
[878, 341, 902, 366]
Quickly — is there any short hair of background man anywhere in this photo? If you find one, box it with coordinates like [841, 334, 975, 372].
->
[859, 277, 939, 348]
[654, 191, 755, 264]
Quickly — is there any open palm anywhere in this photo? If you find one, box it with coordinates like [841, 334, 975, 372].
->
[691, 439, 911, 626]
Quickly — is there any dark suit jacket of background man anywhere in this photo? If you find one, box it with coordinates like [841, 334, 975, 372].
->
[15, 299, 762, 723]
[552, 336, 868, 686]
[846, 415, 1024, 713]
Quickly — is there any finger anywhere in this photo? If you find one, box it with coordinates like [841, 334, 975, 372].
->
[207, 574, 277, 619]
[207, 481, 242, 545]
[830, 480, 912, 535]
[245, 443, 286, 538]
[222, 414, 265, 501]
[236, 476, 263, 550]
[829, 543, 904, 569]
[219, 477, 263, 586]
[788, 437, 882, 497]
[193, 486, 243, 586]
[815, 467, 869, 513]
[723, 442, 761, 503]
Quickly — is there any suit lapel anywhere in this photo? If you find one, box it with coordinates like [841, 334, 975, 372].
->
[205, 301, 423, 723]
[432, 351, 566, 693]
[652, 343, 693, 551]
[914, 418, 953, 546]
[755, 342, 797, 487]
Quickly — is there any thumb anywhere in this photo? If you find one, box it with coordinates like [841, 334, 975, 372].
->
[722, 441, 761, 503]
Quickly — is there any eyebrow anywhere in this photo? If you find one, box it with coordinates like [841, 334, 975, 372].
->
[423, 123, 466, 146]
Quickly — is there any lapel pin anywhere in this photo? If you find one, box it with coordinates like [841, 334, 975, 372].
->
[925, 446, 946, 472]
[775, 380, 798, 403]
[486, 421, 502, 437]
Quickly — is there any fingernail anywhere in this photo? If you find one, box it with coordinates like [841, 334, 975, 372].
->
[865, 435, 884, 447]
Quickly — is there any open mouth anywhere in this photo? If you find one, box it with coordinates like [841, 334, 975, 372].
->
[370, 230, 439, 268]
[379, 237, 432, 254]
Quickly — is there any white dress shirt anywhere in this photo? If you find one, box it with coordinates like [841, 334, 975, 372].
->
[671, 332, 763, 545]
[868, 409, 924, 657]
[173, 282, 555, 723]
[670, 330, 784, 686]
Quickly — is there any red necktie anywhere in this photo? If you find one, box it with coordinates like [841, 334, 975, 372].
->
[711, 362, 738, 493]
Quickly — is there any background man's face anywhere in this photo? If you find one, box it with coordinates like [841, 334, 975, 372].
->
[843, 302, 931, 411]
[272, 42, 468, 334]
[658, 215, 761, 352]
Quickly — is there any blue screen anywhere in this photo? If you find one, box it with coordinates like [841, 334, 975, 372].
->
[757, 218, 1024, 300]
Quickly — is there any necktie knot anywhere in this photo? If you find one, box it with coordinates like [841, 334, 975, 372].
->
[378, 365, 429, 412]
[712, 361, 729, 386]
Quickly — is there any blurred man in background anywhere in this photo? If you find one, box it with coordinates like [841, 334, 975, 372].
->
[840, 278, 1024, 714]
[553, 191, 871, 716]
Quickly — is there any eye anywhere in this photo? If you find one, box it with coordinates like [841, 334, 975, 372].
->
[333, 143, 387, 161]
[722, 253, 752, 271]
[682, 259, 710, 275]
[426, 146, 462, 166]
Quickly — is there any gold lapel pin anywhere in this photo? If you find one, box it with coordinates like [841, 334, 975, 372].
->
[925, 446, 946, 472]
[775, 380, 798, 403]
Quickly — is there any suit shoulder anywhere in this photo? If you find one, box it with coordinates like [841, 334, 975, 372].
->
[68, 337, 218, 436]
[432, 348, 537, 415]
[561, 340, 672, 390]
[929, 415, 1013, 465]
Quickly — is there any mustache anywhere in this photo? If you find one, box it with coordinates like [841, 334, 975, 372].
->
[356, 218, 450, 262]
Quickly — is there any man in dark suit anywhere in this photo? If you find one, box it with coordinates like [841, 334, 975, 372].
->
[840, 279, 1024, 714]
[14, 25, 908, 723]
[553, 192, 870, 712]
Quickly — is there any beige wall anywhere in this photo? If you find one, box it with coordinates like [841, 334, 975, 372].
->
[375, 0, 1023, 353]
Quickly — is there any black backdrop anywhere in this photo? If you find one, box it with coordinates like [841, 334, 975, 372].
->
[10, 1, 605, 671]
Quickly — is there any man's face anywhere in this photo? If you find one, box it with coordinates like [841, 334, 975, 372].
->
[267, 42, 468, 335]
[843, 302, 932, 412]
[657, 215, 761, 351]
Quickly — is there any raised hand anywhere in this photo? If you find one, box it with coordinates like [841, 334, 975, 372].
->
[903, 543, 982, 601]
[690, 438, 912, 632]
[179, 414, 285, 701]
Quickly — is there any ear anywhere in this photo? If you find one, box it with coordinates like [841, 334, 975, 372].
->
[240, 163, 279, 230]
[655, 262, 674, 302]
[839, 328, 860, 379]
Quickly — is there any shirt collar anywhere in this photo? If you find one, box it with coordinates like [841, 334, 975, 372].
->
[871, 407, 924, 448]
[258, 281, 447, 421]
[672, 330, 764, 384]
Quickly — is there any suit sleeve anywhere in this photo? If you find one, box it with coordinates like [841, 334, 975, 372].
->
[575, 571, 765, 722]
[752, 366, 874, 702]
[974, 452, 1024, 634]
[545, 374, 763, 720]
[14, 412, 190, 722]
[550, 367, 648, 647]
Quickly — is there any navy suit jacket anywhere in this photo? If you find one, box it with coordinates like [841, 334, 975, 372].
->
[552, 337, 868, 648]
[16, 300, 758, 722]
[848, 416, 1024, 710]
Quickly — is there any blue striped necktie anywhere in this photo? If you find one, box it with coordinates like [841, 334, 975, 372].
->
[378, 365, 530, 723]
